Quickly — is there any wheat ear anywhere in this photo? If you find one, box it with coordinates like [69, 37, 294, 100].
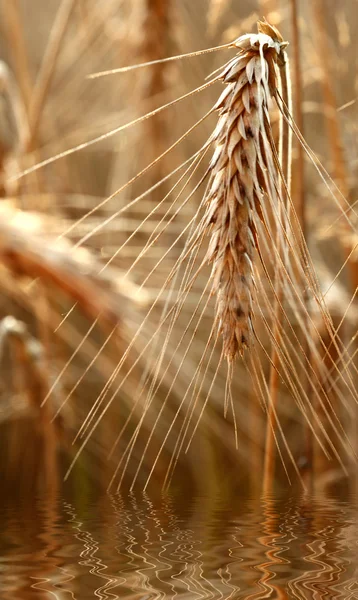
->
[204, 21, 288, 361]
[0, 202, 148, 327]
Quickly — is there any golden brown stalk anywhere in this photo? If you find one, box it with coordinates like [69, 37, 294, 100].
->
[207, 0, 231, 37]
[140, 0, 170, 99]
[312, 0, 348, 200]
[0, 61, 28, 196]
[0, 0, 33, 113]
[0, 65, 17, 194]
[0, 316, 59, 492]
[0, 1, 42, 196]
[313, 0, 358, 293]
[290, 0, 305, 234]
[313, 0, 358, 485]
[138, 0, 171, 188]
[27, 0, 76, 151]
[263, 33, 292, 495]
[203, 22, 288, 361]
[289, 0, 313, 489]
[0, 317, 55, 413]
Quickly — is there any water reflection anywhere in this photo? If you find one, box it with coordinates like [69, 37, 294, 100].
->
[0, 490, 357, 599]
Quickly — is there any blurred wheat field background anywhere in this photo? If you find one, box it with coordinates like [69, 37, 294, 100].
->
[1, 0, 358, 496]
[1, 0, 358, 597]
[0, 0, 357, 506]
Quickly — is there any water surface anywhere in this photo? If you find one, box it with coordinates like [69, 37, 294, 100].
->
[1, 489, 357, 599]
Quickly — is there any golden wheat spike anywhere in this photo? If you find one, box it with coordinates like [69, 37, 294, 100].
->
[204, 25, 288, 360]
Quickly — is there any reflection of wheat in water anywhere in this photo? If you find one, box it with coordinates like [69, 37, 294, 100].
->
[28, 496, 71, 598]
[337, 518, 358, 599]
[244, 496, 291, 600]
[109, 493, 165, 598]
[288, 501, 358, 599]
[15, 492, 354, 599]
[107, 492, 244, 599]
[64, 501, 123, 597]
[0, 498, 76, 598]
[133, 492, 217, 599]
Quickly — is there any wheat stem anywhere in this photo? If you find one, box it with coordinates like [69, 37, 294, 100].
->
[263, 42, 292, 494]
[313, 0, 358, 293]
[27, 0, 76, 150]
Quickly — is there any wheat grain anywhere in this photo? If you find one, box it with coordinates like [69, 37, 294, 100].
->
[203, 21, 288, 361]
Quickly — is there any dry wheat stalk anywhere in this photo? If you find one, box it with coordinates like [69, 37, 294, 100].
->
[0, 61, 28, 196]
[134, 0, 171, 193]
[203, 21, 288, 361]
[207, 0, 231, 37]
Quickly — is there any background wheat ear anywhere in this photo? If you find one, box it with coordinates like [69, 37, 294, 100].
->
[0, 201, 149, 328]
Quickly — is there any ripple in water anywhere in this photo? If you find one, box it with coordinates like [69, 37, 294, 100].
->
[0, 490, 357, 599]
